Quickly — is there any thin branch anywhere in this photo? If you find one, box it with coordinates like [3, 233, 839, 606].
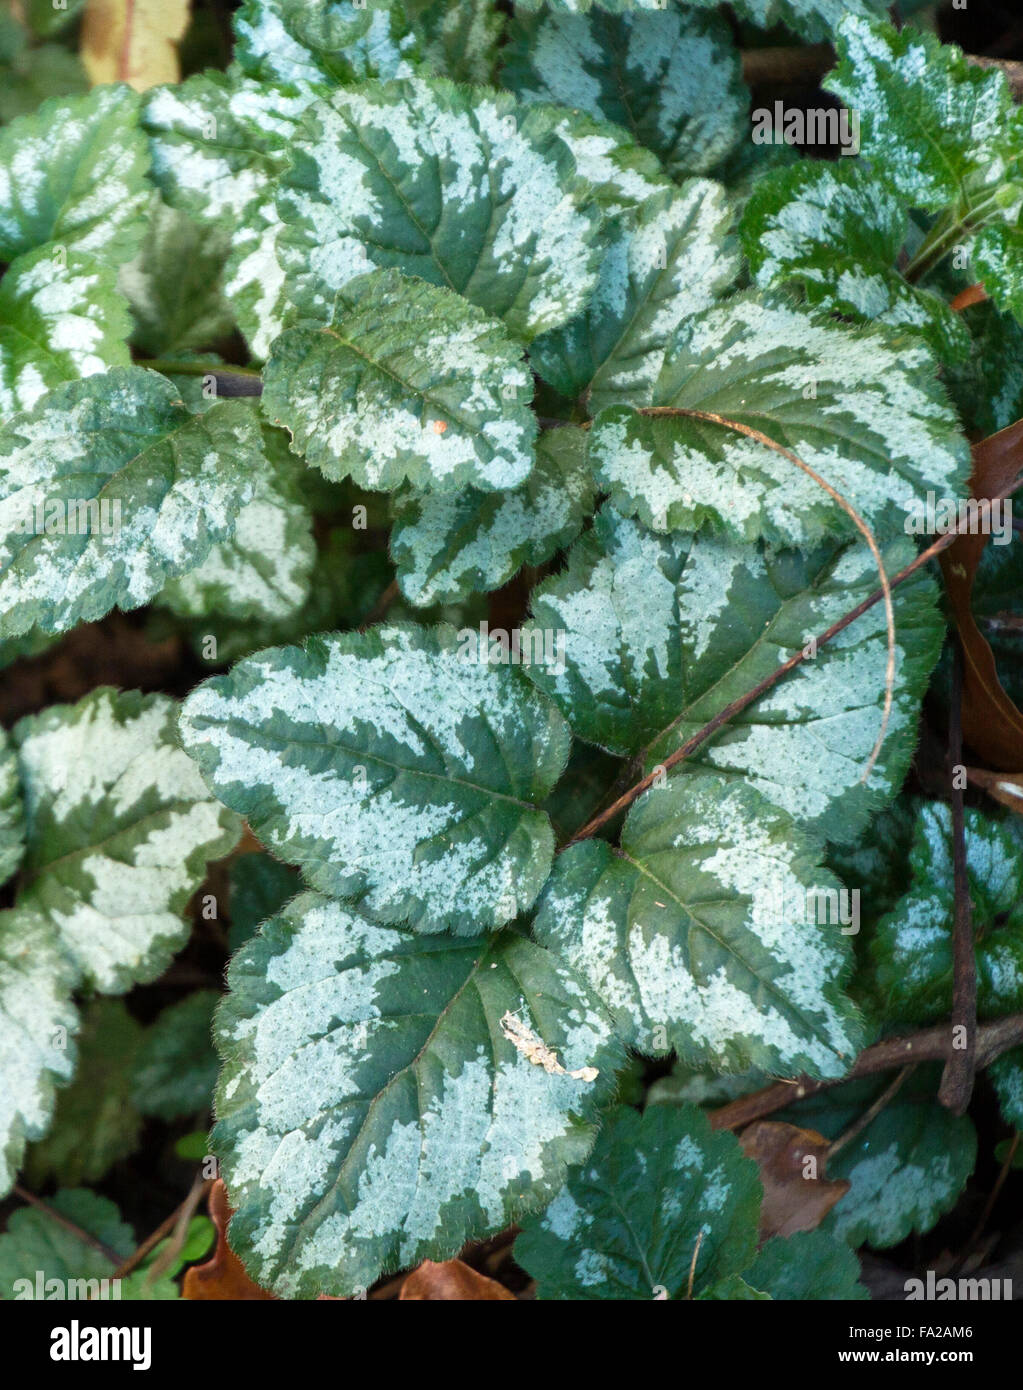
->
[709, 1012, 1023, 1134]
[13, 1185, 122, 1266]
[654, 406, 896, 782]
[567, 466, 1023, 847]
[959, 1132, 1020, 1266]
[938, 639, 978, 1115]
[827, 1066, 914, 1160]
[358, 577, 400, 632]
[113, 1175, 212, 1281]
[139, 1172, 210, 1287]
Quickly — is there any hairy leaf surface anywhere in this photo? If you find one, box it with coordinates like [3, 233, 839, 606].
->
[536, 771, 863, 1077]
[179, 625, 570, 934]
[214, 892, 621, 1297]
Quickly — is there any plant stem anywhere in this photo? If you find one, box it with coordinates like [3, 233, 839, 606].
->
[938, 639, 978, 1115]
[710, 1012, 1023, 1133]
[567, 468, 1023, 847]
[136, 358, 262, 379]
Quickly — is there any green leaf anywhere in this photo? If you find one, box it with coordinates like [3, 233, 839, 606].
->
[530, 181, 739, 411]
[516, 0, 888, 44]
[23, 999, 143, 1187]
[143, 73, 314, 359]
[973, 224, 1023, 325]
[536, 770, 864, 1077]
[409, 0, 504, 85]
[946, 302, 1023, 436]
[0, 246, 132, 417]
[119, 197, 235, 357]
[390, 425, 592, 608]
[523, 507, 943, 843]
[0, 39, 86, 127]
[276, 77, 606, 341]
[539, 106, 670, 219]
[0, 1189, 131, 1299]
[213, 891, 622, 1297]
[989, 1049, 1023, 1132]
[23, 0, 88, 36]
[132, 991, 220, 1122]
[261, 268, 537, 492]
[824, 17, 1023, 216]
[871, 803, 1023, 1023]
[784, 1072, 976, 1248]
[504, 8, 747, 179]
[234, 0, 420, 87]
[515, 1103, 761, 1300]
[0, 907, 77, 1197]
[228, 852, 301, 952]
[0, 726, 24, 886]
[741, 161, 969, 364]
[743, 1229, 868, 1300]
[157, 439, 315, 624]
[179, 625, 570, 935]
[0, 367, 264, 639]
[587, 292, 970, 545]
[0, 85, 150, 266]
[14, 687, 241, 993]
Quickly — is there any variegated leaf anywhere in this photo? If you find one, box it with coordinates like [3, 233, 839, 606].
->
[0, 726, 24, 888]
[871, 803, 1023, 1023]
[523, 507, 942, 843]
[741, 161, 969, 364]
[143, 73, 313, 358]
[411, 0, 504, 85]
[13, 687, 241, 993]
[0, 85, 149, 266]
[179, 625, 570, 935]
[118, 197, 235, 357]
[824, 17, 1023, 215]
[783, 1073, 976, 1248]
[516, 1103, 761, 1300]
[213, 892, 622, 1297]
[517, 0, 887, 44]
[233, 0, 420, 87]
[530, 181, 739, 409]
[158, 435, 315, 624]
[276, 78, 606, 341]
[535, 770, 864, 1077]
[0, 367, 262, 638]
[261, 269, 537, 492]
[0, 907, 77, 1197]
[973, 224, 1023, 326]
[0, 246, 131, 417]
[391, 425, 592, 608]
[504, 8, 747, 179]
[587, 292, 970, 545]
[540, 108, 669, 218]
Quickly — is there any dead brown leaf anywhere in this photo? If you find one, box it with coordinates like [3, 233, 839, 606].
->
[398, 1259, 516, 1301]
[739, 1120, 849, 1240]
[940, 418, 1023, 769]
[181, 1180, 275, 1301]
[81, 0, 190, 90]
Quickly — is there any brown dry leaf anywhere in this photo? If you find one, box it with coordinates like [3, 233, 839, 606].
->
[940, 418, 1023, 769]
[965, 766, 1023, 815]
[739, 1120, 849, 1240]
[181, 1180, 275, 1301]
[81, 0, 190, 90]
[398, 1259, 516, 1301]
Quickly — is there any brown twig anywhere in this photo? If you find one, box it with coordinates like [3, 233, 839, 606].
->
[827, 1065, 914, 1160]
[358, 577, 399, 632]
[567, 466, 1023, 847]
[113, 1174, 212, 1281]
[938, 640, 977, 1115]
[709, 1013, 1023, 1133]
[959, 1132, 1020, 1267]
[13, 1185, 122, 1266]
